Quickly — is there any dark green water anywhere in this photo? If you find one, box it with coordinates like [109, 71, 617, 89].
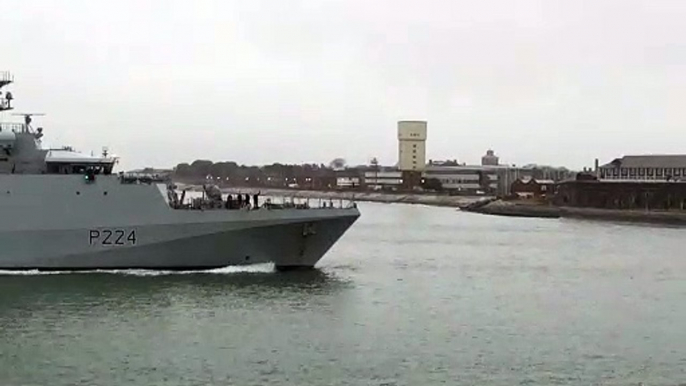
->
[1, 203, 685, 385]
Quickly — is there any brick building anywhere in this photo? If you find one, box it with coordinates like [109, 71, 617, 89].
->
[554, 180, 686, 210]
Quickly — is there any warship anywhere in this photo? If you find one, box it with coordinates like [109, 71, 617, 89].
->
[0, 72, 360, 271]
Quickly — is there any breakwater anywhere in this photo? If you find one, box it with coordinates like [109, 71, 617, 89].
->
[460, 199, 561, 218]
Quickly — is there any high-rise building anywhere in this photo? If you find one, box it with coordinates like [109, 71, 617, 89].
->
[397, 121, 427, 172]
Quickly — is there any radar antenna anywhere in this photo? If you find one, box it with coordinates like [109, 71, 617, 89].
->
[11, 113, 46, 135]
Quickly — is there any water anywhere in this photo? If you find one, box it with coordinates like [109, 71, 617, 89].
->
[1, 202, 685, 385]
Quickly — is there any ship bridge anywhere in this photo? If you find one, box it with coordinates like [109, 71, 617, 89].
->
[45, 148, 117, 175]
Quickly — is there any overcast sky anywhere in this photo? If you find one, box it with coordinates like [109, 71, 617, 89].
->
[1, 0, 684, 170]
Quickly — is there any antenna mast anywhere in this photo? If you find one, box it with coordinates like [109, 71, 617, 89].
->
[11, 113, 46, 135]
[0, 71, 14, 112]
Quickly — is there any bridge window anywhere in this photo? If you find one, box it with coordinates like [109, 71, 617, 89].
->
[46, 163, 113, 175]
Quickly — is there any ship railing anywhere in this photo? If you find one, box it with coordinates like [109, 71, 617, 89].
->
[0, 71, 13, 83]
[259, 195, 357, 210]
[119, 173, 171, 185]
[0, 122, 23, 133]
[170, 191, 357, 210]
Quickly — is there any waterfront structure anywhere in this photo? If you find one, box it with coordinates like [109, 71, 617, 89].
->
[598, 155, 686, 181]
[397, 121, 427, 172]
[0, 73, 360, 271]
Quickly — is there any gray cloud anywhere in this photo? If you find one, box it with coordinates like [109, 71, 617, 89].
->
[1, 0, 684, 170]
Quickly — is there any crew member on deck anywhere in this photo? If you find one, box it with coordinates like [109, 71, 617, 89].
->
[253, 191, 260, 209]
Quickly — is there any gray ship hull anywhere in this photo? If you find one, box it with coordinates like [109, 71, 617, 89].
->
[0, 175, 360, 271]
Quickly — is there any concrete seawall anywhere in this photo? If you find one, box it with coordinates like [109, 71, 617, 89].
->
[463, 199, 561, 218]
[559, 207, 686, 225]
[462, 198, 686, 226]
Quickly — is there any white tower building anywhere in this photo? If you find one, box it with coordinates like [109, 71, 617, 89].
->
[397, 121, 427, 171]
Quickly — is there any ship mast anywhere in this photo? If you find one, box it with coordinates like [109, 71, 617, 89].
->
[0, 71, 14, 112]
[0, 71, 46, 137]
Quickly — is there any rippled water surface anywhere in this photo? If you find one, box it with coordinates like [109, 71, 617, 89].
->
[1, 203, 685, 385]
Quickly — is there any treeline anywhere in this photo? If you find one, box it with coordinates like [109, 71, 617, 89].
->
[175, 160, 349, 179]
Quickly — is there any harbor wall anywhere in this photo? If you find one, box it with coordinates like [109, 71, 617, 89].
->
[559, 206, 686, 225]
[462, 197, 686, 225]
